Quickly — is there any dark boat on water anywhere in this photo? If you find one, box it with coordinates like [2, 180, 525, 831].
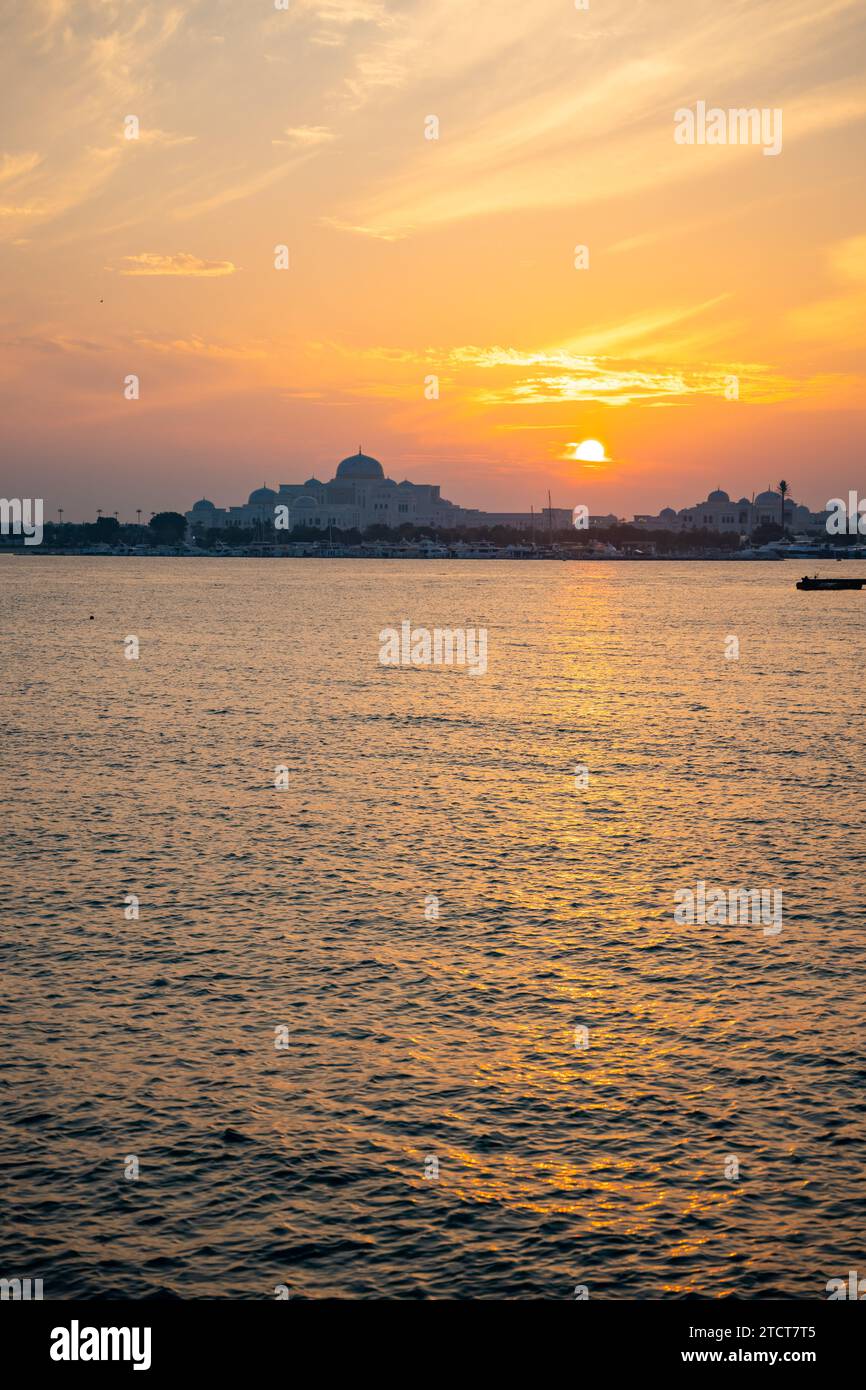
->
[796, 574, 866, 590]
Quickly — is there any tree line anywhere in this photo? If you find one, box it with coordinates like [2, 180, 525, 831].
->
[20, 513, 843, 553]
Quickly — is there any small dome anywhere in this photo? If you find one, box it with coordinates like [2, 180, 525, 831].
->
[192, 498, 216, 510]
[708, 489, 729, 502]
[660, 507, 676, 518]
[335, 449, 384, 481]
[248, 485, 277, 504]
[756, 490, 779, 505]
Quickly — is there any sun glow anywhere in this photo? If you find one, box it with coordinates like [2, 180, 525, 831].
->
[572, 439, 609, 463]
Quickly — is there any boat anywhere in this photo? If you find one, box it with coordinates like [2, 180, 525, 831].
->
[796, 574, 866, 590]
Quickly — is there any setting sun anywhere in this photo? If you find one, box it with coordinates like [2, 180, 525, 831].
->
[572, 439, 609, 463]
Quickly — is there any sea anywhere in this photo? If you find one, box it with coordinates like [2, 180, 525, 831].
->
[1, 556, 864, 1298]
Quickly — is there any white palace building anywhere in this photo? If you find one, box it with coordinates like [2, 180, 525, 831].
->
[186, 453, 823, 538]
[185, 449, 579, 534]
[632, 488, 824, 535]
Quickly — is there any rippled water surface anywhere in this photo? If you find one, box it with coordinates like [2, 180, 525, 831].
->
[1, 556, 864, 1299]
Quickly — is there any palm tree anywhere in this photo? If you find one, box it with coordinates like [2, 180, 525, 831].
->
[778, 480, 789, 535]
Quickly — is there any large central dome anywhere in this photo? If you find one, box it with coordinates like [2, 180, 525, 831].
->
[248, 485, 277, 504]
[336, 449, 384, 481]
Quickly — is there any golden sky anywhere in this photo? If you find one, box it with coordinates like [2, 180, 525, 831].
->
[1, 0, 865, 519]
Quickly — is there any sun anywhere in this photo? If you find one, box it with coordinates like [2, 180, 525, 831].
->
[572, 438, 608, 463]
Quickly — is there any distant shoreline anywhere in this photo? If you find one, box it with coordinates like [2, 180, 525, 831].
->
[4, 549, 864, 563]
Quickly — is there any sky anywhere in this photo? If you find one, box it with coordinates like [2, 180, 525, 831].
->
[1, 0, 864, 521]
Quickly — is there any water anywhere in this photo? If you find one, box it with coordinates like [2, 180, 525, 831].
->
[1, 556, 864, 1299]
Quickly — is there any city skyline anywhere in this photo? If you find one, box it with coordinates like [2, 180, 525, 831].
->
[38, 463, 827, 528]
[1, 1, 865, 520]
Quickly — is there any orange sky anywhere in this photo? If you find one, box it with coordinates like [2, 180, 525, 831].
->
[1, 0, 865, 519]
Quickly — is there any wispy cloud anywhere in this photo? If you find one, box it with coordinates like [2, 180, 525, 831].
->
[333, 0, 866, 234]
[2, 0, 865, 507]
[311, 333, 814, 408]
[133, 336, 266, 359]
[435, 343, 794, 407]
[174, 159, 306, 220]
[272, 125, 335, 149]
[120, 128, 196, 148]
[472, 363, 751, 408]
[116, 252, 238, 277]
[291, 0, 397, 42]
[0, 332, 104, 355]
[0, 152, 42, 183]
[319, 215, 401, 241]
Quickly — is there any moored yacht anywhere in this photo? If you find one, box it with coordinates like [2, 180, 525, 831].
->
[796, 574, 866, 590]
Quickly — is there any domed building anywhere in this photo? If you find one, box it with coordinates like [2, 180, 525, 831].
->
[185, 448, 607, 538]
[233, 484, 280, 527]
[678, 489, 749, 533]
[335, 450, 385, 482]
[186, 497, 218, 530]
[248, 485, 278, 505]
[185, 460, 825, 543]
[752, 488, 816, 531]
[634, 486, 821, 536]
[185, 484, 279, 533]
[267, 448, 474, 532]
[754, 489, 786, 526]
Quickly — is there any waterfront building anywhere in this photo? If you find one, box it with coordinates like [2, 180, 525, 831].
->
[186, 462, 824, 541]
[633, 488, 824, 536]
[186, 450, 576, 535]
